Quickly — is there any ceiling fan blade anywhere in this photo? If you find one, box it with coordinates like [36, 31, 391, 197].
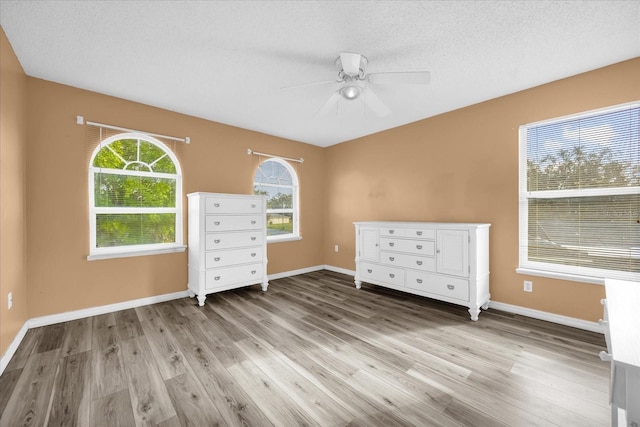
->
[281, 80, 340, 90]
[340, 52, 362, 76]
[364, 87, 391, 117]
[314, 92, 340, 118]
[367, 71, 431, 85]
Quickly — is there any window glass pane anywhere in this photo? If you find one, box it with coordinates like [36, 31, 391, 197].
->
[266, 213, 293, 236]
[152, 155, 177, 174]
[108, 139, 139, 163]
[93, 145, 126, 169]
[528, 194, 640, 273]
[95, 172, 176, 207]
[254, 185, 292, 209]
[255, 161, 293, 186]
[527, 107, 640, 191]
[96, 213, 176, 247]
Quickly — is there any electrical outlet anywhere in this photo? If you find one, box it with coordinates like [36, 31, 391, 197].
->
[8, 292, 12, 310]
[524, 281, 533, 292]
[334, 244, 339, 252]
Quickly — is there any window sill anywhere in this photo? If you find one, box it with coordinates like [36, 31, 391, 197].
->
[87, 245, 187, 261]
[267, 235, 302, 244]
[516, 268, 605, 285]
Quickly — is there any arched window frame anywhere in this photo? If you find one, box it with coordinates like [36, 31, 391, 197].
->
[253, 157, 301, 242]
[88, 132, 185, 260]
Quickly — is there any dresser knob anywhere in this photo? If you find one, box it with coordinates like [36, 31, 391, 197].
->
[436, 249, 441, 254]
[214, 276, 221, 281]
[251, 253, 256, 257]
[214, 221, 220, 226]
[251, 204, 256, 208]
[214, 239, 221, 244]
[389, 230, 395, 234]
[367, 269, 372, 273]
[214, 257, 221, 261]
[416, 261, 423, 266]
[389, 273, 395, 278]
[251, 220, 256, 224]
[389, 242, 395, 247]
[417, 279, 423, 284]
[251, 270, 257, 274]
[447, 284, 455, 290]
[251, 237, 256, 241]
[389, 257, 395, 261]
[416, 231, 422, 236]
[214, 203, 220, 208]
[416, 245, 422, 250]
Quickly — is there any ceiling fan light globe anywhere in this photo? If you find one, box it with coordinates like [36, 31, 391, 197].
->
[340, 85, 362, 100]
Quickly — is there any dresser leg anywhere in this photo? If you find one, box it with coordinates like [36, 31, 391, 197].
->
[468, 306, 480, 321]
[197, 294, 206, 307]
[261, 280, 269, 292]
[188, 290, 195, 298]
[355, 280, 361, 289]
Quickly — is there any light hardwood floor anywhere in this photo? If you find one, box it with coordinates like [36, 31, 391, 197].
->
[0, 270, 609, 426]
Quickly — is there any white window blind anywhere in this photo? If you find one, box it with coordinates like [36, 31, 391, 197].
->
[519, 102, 640, 282]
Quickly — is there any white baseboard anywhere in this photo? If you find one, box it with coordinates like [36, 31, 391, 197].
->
[0, 321, 29, 376]
[323, 265, 356, 277]
[268, 265, 325, 281]
[488, 301, 603, 333]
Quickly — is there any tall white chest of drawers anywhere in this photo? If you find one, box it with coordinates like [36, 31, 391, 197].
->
[188, 192, 268, 306]
[354, 221, 490, 321]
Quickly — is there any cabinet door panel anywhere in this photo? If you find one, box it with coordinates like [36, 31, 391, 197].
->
[436, 230, 469, 277]
[360, 227, 379, 261]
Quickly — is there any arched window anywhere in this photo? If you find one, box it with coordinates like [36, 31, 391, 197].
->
[253, 158, 300, 242]
[88, 133, 184, 260]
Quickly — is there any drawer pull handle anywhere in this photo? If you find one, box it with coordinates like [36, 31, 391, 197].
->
[416, 245, 423, 249]
[251, 270, 257, 274]
[389, 257, 395, 261]
[251, 237, 257, 241]
[416, 231, 422, 236]
[447, 284, 455, 290]
[389, 273, 395, 278]
[214, 239, 221, 244]
[416, 261, 423, 266]
[214, 221, 221, 226]
[214, 257, 221, 261]
[389, 242, 395, 247]
[214, 203, 220, 207]
[251, 253, 257, 257]
[389, 230, 395, 234]
[251, 220, 257, 224]
[251, 204, 256, 208]
[416, 279, 423, 284]
[367, 269, 372, 273]
[214, 276, 221, 281]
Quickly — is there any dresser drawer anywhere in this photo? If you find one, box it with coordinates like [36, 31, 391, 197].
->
[360, 263, 405, 287]
[205, 215, 263, 232]
[381, 227, 435, 240]
[205, 263, 264, 289]
[205, 247, 263, 268]
[380, 238, 435, 256]
[205, 231, 263, 250]
[380, 251, 435, 272]
[204, 197, 263, 214]
[406, 271, 469, 302]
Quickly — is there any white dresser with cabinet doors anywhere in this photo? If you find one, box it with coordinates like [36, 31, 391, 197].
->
[188, 192, 268, 306]
[354, 221, 491, 321]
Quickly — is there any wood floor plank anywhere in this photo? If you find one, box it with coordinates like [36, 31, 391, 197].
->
[60, 317, 93, 357]
[4, 328, 43, 371]
[92, 312, 119, 350]
[139, 316, 188, 381]
[164, 371, 225, 426]
[90, 341, 127, 401]
[114, 308, 145, 341]
[120, 336, 177, 426]
[0, 349, 60, 427]
[0, 368, 22, 416]
[90, 389, 136, 427]
[48, 351, 92, 426]
[36, 322, 67, 353]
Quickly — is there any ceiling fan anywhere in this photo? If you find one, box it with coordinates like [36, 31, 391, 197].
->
[282, 52, 431, 118]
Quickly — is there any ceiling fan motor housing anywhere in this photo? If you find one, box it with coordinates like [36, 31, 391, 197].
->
[335, 53, 368, 79]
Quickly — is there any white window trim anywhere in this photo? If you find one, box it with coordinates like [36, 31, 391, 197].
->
[88, 132, 184, 260]
[517, 102, 640, 283]
[254, 158, 301, 242]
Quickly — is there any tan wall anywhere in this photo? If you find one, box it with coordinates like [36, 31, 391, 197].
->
[324, 58, 640, 322]
[0, 28, 29, 356]
[25, 78, 325, 319]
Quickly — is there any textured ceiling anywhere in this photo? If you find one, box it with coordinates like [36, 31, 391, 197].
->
[1, 1, 639, 147]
